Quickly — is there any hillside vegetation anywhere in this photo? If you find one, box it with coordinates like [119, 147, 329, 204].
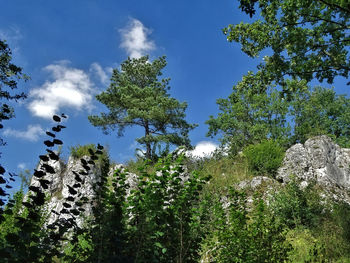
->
[1, 0, 350, 262]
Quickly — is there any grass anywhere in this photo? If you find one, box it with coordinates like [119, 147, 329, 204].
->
[185, 154, 253, 195]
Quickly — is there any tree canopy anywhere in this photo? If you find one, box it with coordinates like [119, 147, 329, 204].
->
[226, 0, 350, 94]
[0, 40, 27, 102]
[88, 56, 196, 160]
[206, 72, 291, 154]
[0, 39, 28, 146]
[207, 77, 350, 153]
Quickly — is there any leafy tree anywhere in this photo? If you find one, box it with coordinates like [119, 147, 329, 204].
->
[0, 39, 28, 221]
[0, 40, 27, 101]
[207, 72, 350, 153]
[206, 72, 291, 154]
[0, 39, 28, 131]
[226, 0, 350, 94]
[89, 56, 196, 161]
[291, 86, 350, 147]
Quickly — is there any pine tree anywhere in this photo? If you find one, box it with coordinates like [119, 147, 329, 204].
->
[88, 56, 196, 160]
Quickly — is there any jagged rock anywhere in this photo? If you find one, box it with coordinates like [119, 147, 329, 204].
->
[28, 155, 101, 226]
[28, 156, 140, 227]
[47, 155, 102, 226]
[277, 135, 350, 203]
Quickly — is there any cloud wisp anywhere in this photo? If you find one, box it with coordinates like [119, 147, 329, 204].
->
[28, 61, 94, 119]
[90, 62, 110, 85]
[187, 141, 218, 158]
[3, 124, 45, 142]
[120, 18, 155, 59]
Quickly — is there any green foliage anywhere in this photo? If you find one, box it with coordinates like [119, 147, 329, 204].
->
[312, 202, 350, 261]
[285, 228, 326, 263]
[206, 72, 291, 154]
[0, 39, 28, 100]
[269, 178, 324, 228]
[211, 0, 350, 154]
[291, 86, 350, 147]
[88, 55, 197, 161]
[124, 156, 157, 175]
[229, 0, 350, 92]
[0, 190, 26, 245]
[74, 152, 209, 262]
[202, 189, 291, 262]
[69, 143, 109, 163]
[61, 227, 94, 263]
[116, 153, 209, 262]
[243, 140, 285, 177]
[208, 76, 350, 152]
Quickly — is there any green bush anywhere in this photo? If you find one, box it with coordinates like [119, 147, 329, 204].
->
[70, 144, 97, 158]
[243, 140, 285, 177]
[70, 144, 109, 163]
[201, 189, 291, 262]
[269, 178, 324, 228]
[285, 228, 326, 262]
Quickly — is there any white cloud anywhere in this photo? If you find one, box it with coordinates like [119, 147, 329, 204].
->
[28, 61, 94, 118]
[120, 18, 155, 58]
[90, 62, 109, 85]
[187, 141, 218, 158]
[3, 124, 45, 142]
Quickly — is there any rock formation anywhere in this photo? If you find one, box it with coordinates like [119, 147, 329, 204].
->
[29, 155, 102, 226]
[277, 135, 350, 202]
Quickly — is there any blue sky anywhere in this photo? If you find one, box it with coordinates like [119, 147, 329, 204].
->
[1, 0, 349, 191]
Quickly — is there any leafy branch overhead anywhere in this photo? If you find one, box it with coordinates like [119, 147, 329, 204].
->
[0, 40, 28, 101]
[230, 0, 350, 92]
[88, 55, 197, 161]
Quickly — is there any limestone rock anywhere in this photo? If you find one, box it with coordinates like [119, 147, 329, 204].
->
[28, 155, 140, 227]
[277, 135, 350, 203]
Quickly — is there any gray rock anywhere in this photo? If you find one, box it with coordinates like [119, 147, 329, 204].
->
[277, 135, 350, 203]
[27, 155, 140, 228]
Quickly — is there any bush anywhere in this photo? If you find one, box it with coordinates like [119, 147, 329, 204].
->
[285, 228, 326, 262]
[201, 189, 291, 262]
[70, 144, 109, 164]
[269, 178, 324, 228]
[243, 140, 285, 177]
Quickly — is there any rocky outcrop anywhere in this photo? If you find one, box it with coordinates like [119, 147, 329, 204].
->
[28, 136, 350, 227]
[277, 136, 350, 202]
[29, 155, 103, 226]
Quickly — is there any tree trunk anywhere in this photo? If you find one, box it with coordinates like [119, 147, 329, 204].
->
[145, 120, 152, 160]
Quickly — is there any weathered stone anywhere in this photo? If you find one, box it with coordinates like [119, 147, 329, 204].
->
[277, 135, 350, 203]
[28, 156, 140, 227]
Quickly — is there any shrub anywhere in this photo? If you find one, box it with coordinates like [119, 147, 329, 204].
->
[243, 140, 285, 177]
[201, 189, 291, 262]
[269, 178, 324, 228]
[70, 144, 109, 164]
[285, 228, 326, 262]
